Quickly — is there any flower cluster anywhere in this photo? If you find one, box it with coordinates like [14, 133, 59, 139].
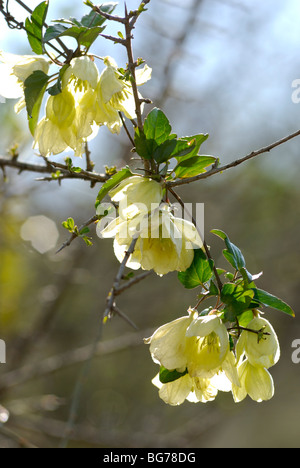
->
[0, 52, 151, 157]
[100, 176, 204, 276]
[145, 311, 280, 406]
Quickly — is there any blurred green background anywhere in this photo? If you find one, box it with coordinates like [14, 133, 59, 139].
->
[0, 0, 299, 448]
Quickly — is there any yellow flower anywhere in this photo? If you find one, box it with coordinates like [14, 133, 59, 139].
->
[145, 312, 239, 385]
[232, 360, 274, 403]
[95, 56, 152, 133]
[101, 205, 203, 276]
[34, 56, 101, 157]
[145, 312, 240, 405]
[62, 55, 99, 92]
[151, 373, 219, 406]
[236, 317, 280, 369]
[145, 313, 195, 371]
[109, 176, 163, 219]
[0, 51, 49, 112]
[185, 315, 230, 378]
[62, 56, 100, 143]
[34, 87, 82, 157]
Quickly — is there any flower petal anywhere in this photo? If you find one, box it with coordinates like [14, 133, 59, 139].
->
[156, 374, 193, 406]
[146, 315, 193, 370]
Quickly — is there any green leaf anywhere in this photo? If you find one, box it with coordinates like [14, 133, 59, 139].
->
[24, 70, 49, 115]
[43, 24, 69, 42]
[153, 137, 198, 165]
[44, 24, 104, 50]
[211, 229, 227, 241]
[135, 108, 173, 159]
[44, 3, 116, 51]
[24, 70, 50, 135]
[152, 139, 178, 164]
[222, 249, 236, 270]
[238, 310, 254, 327]
[159, 366, 188, 384]
[144, 108, 172, 145]
[225, 239, 246, 271]
[240, 267, 254, 286]
[252, 288, 295, 317]
[178, 249, 213, 289]
[79, 227, 90, 235]
[25, 1, 49, 54]
[82, 237, 93, 247]
[175, 134, 209, 160]
[208, 280, 219, 296]
[134, 128, 150, 159]
[47, 78, 62, 96]
[95, 167, 133, 208]
[212, 229, 246, 271]
[75, 26, 105, 49]
[62, 217, 75, 232]
[222, 284, 255, 321]
[81, 3, 117, 27]
[174, 155, 216, 179]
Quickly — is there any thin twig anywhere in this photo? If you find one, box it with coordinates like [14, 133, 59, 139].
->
[56, 215, 99, 254]
[100, 33, 126, 45]
[124, 8, 143, 131]
[84, 142, 95, 173]
[59, 321, 103, 448]
[119, 111, 135, 147]
[0, 156, 109, 184]
[0, 424, 37, 448]
[168, 187, 223, 292]
[122, 3, 152, 174]
[115, 271, 152, 296]
[167, 129, 300, 187]
[90, 5, 127, 24]
[8, 270, 75, 370]
[104, 237, 139, 323]
[0, 328, 154, 392]
[111, 305, 139, 330]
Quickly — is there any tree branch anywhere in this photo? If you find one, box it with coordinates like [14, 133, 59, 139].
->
[0, 156, 109, 184]
[167, 129, 300, 187]
[56, 215, 99, 254]
[103, 237, 139, 324]
[0, 424, 37, 448]
[0, 328, 153, 392]
[168, 187, 223, 292]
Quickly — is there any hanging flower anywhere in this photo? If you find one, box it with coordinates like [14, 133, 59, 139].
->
[145, 312, 195, 371]
[232, 360, 275, 403]
[185, 315, 239, 382]
[62, 55, 99, 92]
[109, 176, 163, 219]
[101, 205, 203, 276]
[95, 56, 152, 133]
[0, 51, 49, 112]
[151, 373, 219, 406]
[231, 316, 280, 403]
[145, 311, 240, 405]
[34, 56, 101, 157]
[34, 87, 82, 157]
[236, 317, 280, 369]
[145, 311, 239, 383]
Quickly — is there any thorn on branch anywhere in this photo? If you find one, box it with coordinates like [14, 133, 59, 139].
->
[139, 98, 153, 105]
[100, 34, 127, 46]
